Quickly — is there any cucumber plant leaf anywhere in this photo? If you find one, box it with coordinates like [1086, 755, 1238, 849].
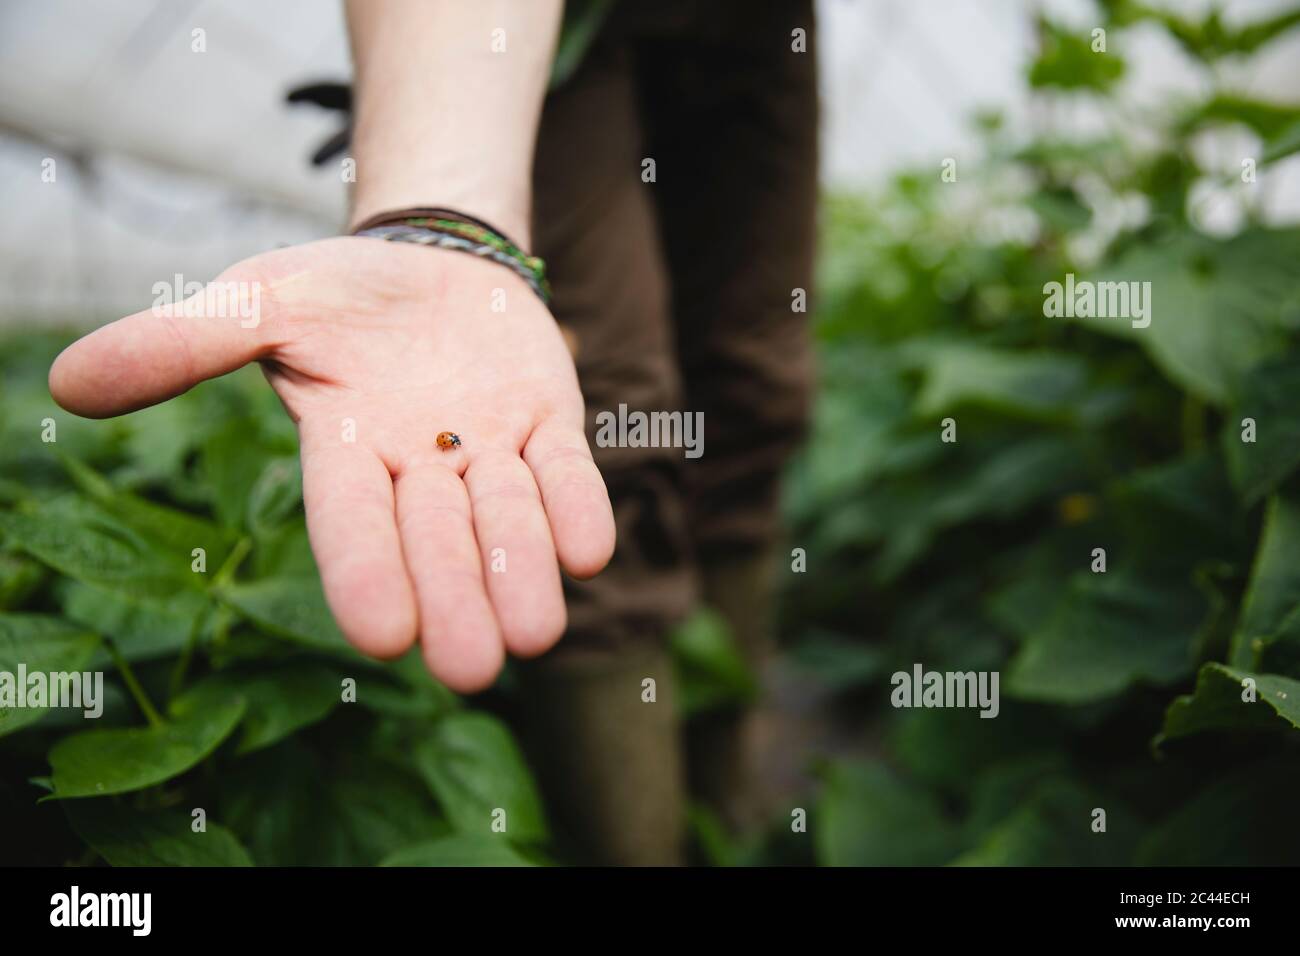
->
[46, 681, 246, 799]
[1158, 662, 1300, 743]
[380, 834, 535, 867]
[65, 800, 254, 867]
[413, 711, 548, 844]
[0, 613, 100, 737]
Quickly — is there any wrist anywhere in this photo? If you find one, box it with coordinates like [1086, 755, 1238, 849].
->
[342, 0, 562, 255]
[349, 183, 531, 249]
[352, 211, 551, 305]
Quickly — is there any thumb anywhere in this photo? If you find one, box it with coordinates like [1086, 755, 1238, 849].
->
[49, 264, 275, 418]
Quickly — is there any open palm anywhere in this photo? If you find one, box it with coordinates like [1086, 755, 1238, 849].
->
[50, 237, 615, 692]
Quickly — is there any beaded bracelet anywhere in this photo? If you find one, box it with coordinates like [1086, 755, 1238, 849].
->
[352, 208, 552, 305]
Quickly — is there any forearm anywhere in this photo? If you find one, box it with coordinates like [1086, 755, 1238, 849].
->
[345, 0, 563, 245]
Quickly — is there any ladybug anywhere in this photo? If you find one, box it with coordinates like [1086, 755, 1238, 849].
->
[436, 431, 462, 449]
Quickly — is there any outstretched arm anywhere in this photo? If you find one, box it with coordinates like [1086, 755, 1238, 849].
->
[49, 0, 614, 693]
[346, 0, 562, 242]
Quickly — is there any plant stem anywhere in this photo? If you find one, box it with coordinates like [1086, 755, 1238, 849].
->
[168, 609, 208, 703]
[211, 603, 233, 648]
[212, 536, 253, 589]
[168, 536, 250, 705]
[107, 639, 166, 729]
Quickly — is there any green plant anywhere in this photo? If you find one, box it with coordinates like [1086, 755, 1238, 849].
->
[790, 2, 1300, 865]
[0, 347, 544, 866]
[4, 0, 1298, 870]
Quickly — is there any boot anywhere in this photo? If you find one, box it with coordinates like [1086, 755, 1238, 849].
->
[686, 547, 779, 834]
[517, 642, 687, 866]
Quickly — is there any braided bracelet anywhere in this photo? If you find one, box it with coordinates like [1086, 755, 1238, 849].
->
[352, 209, 551, 305]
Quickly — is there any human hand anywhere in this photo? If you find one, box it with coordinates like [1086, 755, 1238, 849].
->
[49, 237, 615, 692]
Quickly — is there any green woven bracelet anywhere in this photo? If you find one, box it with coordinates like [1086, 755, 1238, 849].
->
[355, 217, 552, 305]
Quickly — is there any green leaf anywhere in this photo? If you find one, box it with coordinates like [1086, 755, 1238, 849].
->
[217, 743, 353, 866]
[1135, 757, 1300, 865]
[218, 744, 448, 865]
[671, 609, 758, 717]
[889, 705, 1060, 796]
[1263, 118, 1300, 164]
[815, 762, 961, 866]
[952, 776, 1131, 866]
[199, 418, 297, 532]
[1076, 230, 1300, 405]
[986, 542, 1081, 644]
[330, 760, 453, 864]
[199, 418, 270, 529]
[686, 804, 748, 868]
[786, 631, 886, 693]
[0, 613, 100, 737]
[1142, 7, 1300, 60]
[869, 433, 1084, 583]
[1256, 604, 1300, 677]
[1221, 9, 1300, 57]
[0, 396, 124, 485]
[61, 581, 207, 665]
[1183, 93, 1300, 143]
[1229, 491, 1300, 668]
[46, 682, 245, 798]
[962, 754, 1070, 835]
[214, 664, 343, 754]
[550, 0, 614, 88]
[110, 397, 208, 489]
[1028, 18, 1124, 91]
[357, 676, 454, 720]
[65, 800, 253, 866]
[0, 551, 45, 610]
[1110, 453, 1244, 568]
[59, 455, 235, 568]
[218, 577, 353, 654]
[910, 344, 1090, 423]
[0, 497, 197, 600]
[1224, 354, 1300, 503]
[1159, 663, 1300, 743]
[1027, 187, 1092, 233]
[246, 457, 302, 535]
[1007, 571, 1206, 703]
[379, 834, 536, 867]
[249, 520, 318, 578]
[413, 712, 548, 843]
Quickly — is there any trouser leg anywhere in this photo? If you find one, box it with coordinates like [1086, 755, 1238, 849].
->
[526, 33, 694, 866]
[632, 0, 821, 829]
